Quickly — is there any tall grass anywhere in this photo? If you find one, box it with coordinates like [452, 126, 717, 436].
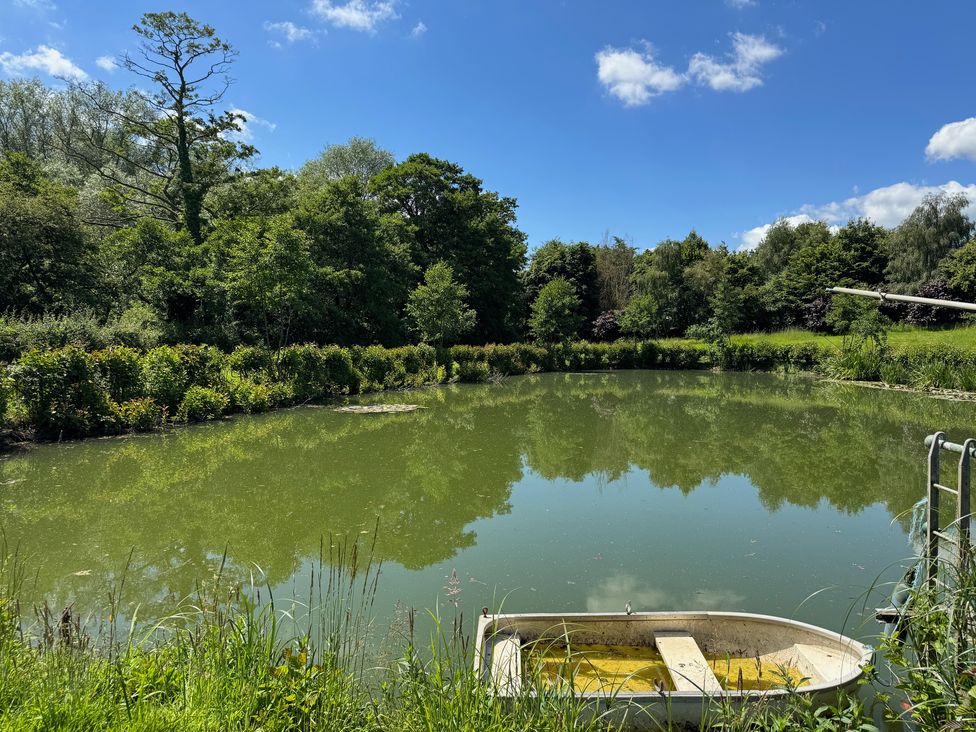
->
[0, 531, 884, 732]
[882, 542, 976, 729]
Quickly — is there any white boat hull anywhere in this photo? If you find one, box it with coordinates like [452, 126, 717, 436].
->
[473, 611, 873, 728]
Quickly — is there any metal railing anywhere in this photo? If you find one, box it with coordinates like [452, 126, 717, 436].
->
[924, 432, 974, 584]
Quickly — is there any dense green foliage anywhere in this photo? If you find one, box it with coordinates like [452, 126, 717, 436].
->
[405, 263, 477, 346]
[528, 278, 583, 344]
[4, 328, 976, 442]
[2, 13, 974, 358]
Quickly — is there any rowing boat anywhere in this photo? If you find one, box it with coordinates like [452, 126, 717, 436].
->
[473, 611, 873, 728]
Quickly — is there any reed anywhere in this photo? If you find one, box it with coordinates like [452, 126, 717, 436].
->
[882, 543, 976, 729]
[0, 537, 899, 731]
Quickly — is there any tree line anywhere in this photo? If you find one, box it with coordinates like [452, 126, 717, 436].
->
[2, 11, 976, 355]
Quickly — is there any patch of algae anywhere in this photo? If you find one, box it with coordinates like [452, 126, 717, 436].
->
[527, 644, 808, 694]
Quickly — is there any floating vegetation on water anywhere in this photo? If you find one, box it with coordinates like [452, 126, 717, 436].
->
[334, 404, 424, 414]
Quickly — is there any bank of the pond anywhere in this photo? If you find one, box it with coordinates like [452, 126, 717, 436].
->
[2, 334, 976, 446]
[0, 561, 878, 732]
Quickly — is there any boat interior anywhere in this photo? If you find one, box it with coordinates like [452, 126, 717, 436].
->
[478, 613, 864, 696]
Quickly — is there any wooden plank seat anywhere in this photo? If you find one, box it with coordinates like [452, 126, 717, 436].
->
[489, 635, 522, 694]
[655, 631, 723, 694]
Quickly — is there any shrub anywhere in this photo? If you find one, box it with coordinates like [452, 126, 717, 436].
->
[0, 372, 10, 425]
[457, 360, 490, 383]
[656, 343, 706, 369]
[93, 347, 144, 402]
[904, 280, 962, 327]
[114, 397, 165, 431]
[141, 346, 187, 413]
[0, 312, 109, 363]
[104, 303, 165, 351]
[448, 345, 487, 382]
[602, 340, 657, 369]
[227, 346, 274, 379]
[591, 310, 621, 342]
[176, 386, 229, 423]
[268, 382, 295, 408]
[357, 346, 408, 391]
[10, 346, 114, 437]
[278, 345, 361, 399]
[481, 343, 548, 376]
[175, 344, 226, 390]
[228, 377, 272, 414]
[390, 345, 438, 386]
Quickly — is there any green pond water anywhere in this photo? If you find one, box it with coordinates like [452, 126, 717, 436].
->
[1, 370, 972, 641]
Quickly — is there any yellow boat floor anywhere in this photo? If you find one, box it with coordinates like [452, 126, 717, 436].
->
[526, 644, 809, 694]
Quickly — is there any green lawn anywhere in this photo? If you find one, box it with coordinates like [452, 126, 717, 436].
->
[718, 325, 976, 350]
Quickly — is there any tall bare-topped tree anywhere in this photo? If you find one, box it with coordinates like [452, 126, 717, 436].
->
[71, 12, 253, 242]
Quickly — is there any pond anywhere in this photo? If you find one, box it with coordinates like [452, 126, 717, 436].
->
[1, 371, 971, 643]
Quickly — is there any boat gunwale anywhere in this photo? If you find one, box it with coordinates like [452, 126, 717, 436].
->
[474, 610, 874, 700]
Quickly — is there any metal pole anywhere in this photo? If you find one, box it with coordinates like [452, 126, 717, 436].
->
[959, 438, 973, 554]
[924, 434, 976, 457]
[827, 286, 976, 313]
[928, 432, 944, 586]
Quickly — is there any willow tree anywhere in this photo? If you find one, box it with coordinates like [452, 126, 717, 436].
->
[71, 12, 252, 242]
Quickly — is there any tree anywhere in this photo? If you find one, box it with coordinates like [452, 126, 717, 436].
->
[0, 153, 98, 313]
[594, 237, 635, 312]
[720, 251, 768, 332]
[293, 177, 414, 345]
[753, 220, 832, 279]
[937, 238, 976, 301]
[107, 218, 194, 318]
[619, 292, 662, 338]
[207, 167, 298, 220]
[524, 240, 599, 335]
[406, 262, 476, 346]
[298, 137, 394, 195]
[618, 231, 713, 337]
[372, 154, 526, 343]
[834, 218, 888, 286]
[71, 12, 253, 243]
[762, 237, 851, 327]
[223, 216, 321, 350]
[886, 193, 974, 290]
[528, 278, 583, 344]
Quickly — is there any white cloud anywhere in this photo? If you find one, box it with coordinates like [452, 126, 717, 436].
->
[689, 32, 783, 92]
[264, 20, 317, 46]
[726, 0, 756, 8]
[310, 0, 398, 33]
[597, 33, 783, 107]
[595, 44, 684, 107]
[736, 180, 976, 250]
[411, 21, 427, 38]
[13, 0, 56, 10]
[738, 214, 817, 251]
[225, 108, 277, 142]
[0, 45, 87, 81]
[926, 117, 976, 162]
[95, 55, 116, 72]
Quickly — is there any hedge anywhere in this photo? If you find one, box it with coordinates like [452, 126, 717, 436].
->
[0, 338, 970, 442]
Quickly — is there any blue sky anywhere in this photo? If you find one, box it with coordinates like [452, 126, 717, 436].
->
[2, 0, 975, 252]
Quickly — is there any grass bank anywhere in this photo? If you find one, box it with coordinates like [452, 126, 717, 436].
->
[2, 326, 975, 446]
[0, 541, 878, 732]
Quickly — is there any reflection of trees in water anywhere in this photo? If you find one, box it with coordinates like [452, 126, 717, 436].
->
[1, 371, 968, 616]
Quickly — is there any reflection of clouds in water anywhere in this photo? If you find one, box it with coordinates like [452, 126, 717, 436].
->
[586, 573, 744, 612]
[689, 588, 746, 610]
[586, 573, 668, 612]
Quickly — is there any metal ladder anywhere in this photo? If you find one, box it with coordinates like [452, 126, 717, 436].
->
[924, 432, 974, 585]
